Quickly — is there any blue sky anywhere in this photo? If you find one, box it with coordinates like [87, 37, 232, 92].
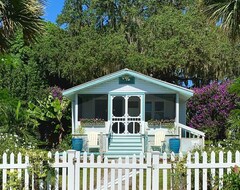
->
[43, 0, 65, 23]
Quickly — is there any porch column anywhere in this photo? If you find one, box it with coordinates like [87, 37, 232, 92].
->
[140, 94, 145, 134]
[176, 93, 181, 139]
[124, 95, 129, 134]
[175, 93, 179, 124]
[74, 94, 78, 133]
[108, 94, 112, 121]
[108, 95, 114, 134]
[71, 101, 75, 134]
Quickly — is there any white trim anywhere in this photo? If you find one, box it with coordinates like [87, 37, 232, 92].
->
[175, 93, 180, 124]
[74, 94, 78, 132]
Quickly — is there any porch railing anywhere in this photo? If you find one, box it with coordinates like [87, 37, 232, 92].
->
[175, 122, 205, 147]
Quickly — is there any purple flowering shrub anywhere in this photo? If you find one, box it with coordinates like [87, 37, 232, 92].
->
[50, 86, 63, 101]
[187, 81, 237, 140]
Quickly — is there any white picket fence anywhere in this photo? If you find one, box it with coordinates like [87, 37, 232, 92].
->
[0, 150, 240, 190]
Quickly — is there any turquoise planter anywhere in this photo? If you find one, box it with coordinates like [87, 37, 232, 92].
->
[169, 138, 180, 153]
[72, 138, 83, 151]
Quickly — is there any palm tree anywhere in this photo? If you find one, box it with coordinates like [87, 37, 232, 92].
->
[203, 0, 240, 43]
[0, 0, 45, 51]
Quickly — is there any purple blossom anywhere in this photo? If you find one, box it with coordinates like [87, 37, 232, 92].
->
[50, 86, 63, 101]
[187, 81, 238, 139]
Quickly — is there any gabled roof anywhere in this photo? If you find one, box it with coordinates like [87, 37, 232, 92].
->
[62, 68, 193, 99]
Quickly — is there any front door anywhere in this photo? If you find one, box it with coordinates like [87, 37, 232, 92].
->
[110, 94, 144, 134]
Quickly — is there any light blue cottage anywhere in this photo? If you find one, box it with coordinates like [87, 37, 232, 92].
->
[63, 69, 205, 156]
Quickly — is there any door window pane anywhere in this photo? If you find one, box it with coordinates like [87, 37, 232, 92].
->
[128, 96, 140, 117]
[113, 96, 125, 117]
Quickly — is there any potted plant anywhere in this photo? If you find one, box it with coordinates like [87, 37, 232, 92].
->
[72, 125, 85, 151]
[167, 122, 180, 153]
[169, 126, 180, 153]
[169, 138, 181, 153]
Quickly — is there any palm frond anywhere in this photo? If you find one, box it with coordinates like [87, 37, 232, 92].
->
[0, 0, 45, 51]
[205, 0, 240, 42]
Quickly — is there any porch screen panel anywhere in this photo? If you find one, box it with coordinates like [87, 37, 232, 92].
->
[145, 94, 175, 121]
[145, 102, 152, 121]
[78, 94, 108, 121]
[95, 99, 107, 120]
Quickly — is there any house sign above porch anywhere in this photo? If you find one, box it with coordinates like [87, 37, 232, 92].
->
[119, 75, 135, 84]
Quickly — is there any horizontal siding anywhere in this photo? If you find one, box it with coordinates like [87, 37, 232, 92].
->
[80, 78, 175, 94]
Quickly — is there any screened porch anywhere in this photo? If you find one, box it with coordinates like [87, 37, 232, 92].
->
[75, 94, 177, 133]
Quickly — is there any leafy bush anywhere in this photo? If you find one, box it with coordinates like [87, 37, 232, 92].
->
[0, 89, 39, 153]
[0, 133, 36, 157]
[171, 156, 187, 190]
[55, 133, 72, 152]
[187, 81, 237, 140]
[4, 170, 22, 190]
[227, 78, 240, 140]
[28, 86, 71, 149]
[223, 166, 240, 190]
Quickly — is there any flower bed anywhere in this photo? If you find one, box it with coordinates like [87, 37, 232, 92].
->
[147, 119, 175, 128]
[80, 118, 105, 127]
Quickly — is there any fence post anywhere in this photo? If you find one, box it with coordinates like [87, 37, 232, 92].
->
[162, 152, 168, 190]
[67, 150, 76, 190]
[186, 152, 191, 190]
[170, 152, 175, 190]
[152, 151, 160, 190]
[202, 151, 208, 190]
[194, 152, 200, 190]
[146, 152, 152, 190]
[100, 132, 103, 157]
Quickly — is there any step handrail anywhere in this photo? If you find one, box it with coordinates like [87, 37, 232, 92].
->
[175, 122, 205, 147]
[175, 122, 205, 137]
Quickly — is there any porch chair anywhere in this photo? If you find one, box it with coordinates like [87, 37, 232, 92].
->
[151, 131, 166, 153]
[87, 132, 100, 152]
